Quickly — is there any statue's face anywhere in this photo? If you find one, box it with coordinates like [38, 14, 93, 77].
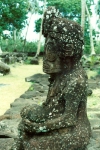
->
[43, 37, 62, 74]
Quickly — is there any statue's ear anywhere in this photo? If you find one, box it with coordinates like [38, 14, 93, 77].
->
[64, 44, 74, 56]
[58, 44, 74, 57]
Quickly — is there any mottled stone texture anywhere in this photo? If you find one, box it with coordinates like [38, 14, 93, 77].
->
[11, 6, 91, 150]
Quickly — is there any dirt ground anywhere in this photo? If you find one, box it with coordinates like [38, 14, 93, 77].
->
[0, 58, 43, 116]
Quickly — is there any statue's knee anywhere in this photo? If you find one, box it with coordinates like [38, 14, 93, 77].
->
[10, 138, 24, 150]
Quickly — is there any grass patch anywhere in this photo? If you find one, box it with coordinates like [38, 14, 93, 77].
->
[0, 61, 43, 115]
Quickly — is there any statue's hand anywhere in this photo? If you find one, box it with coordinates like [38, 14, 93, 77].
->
[22, 119, 49, 133]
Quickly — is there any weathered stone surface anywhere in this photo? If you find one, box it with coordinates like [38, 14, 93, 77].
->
[10, 6, 91, 150]
[87, 129, 100, 150]
[0, 74, 100, 149]
[0, 61, 10, 75]
[25, 73, 49, 84]
[30, 57, 39, 65]
[0, 73, 100, 149]
[0, 138, 14, 150]
[0, 52, 28, 64]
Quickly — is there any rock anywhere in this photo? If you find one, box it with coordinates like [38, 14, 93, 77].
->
[25, 73, 49, 83]
[0, 61, 10, 75]
[30, 57, 39, 65]
[0, 138, 14, 150]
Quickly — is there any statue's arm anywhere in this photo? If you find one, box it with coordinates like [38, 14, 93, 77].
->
[23, 77, 85, 133]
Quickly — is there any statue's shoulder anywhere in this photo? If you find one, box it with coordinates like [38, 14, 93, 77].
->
[64, 67, 87, 88]
[74, 67, 88, 87]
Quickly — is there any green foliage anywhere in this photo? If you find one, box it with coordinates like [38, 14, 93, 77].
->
[35, 0, 97, 55]
[95, 41, 100, 54]
[28, 0, 39, 14]
[90, 55, 97, 67]
[24, 57, 31, 64]
[85, 54, 100, 70]
[47, 0, 81, 20]
[97, 68, 100, 75]
[29, 83, 34, 91]
[35, 0, 81, 32]
[84, 45, 91, 54]
[97, 0, 100, 15]
[97, 1, 100, 28]
[1, 39, 22, 52]
[24, 42, 37, 52]
[34, 18, 42, 32]
[24, 42, 44, 53]
[0, 0, 29, 34]
[84, 20, 91, 54]
[1, 38, 44, 53]
[83, 21, 97, 54]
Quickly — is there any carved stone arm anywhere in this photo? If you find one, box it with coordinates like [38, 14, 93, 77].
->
[22, 76, 86, 133]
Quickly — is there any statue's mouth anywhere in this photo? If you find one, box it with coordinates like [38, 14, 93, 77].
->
[43, 63, 50, 73]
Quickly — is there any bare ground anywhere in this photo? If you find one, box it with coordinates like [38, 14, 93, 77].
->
[0, 58, 43, 116]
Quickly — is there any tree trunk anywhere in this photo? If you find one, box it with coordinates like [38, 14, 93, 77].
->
[0, 46, 2, 55]
[35, 0, 46, 57]
[23, 13, 33, 52]
[85, 4, 95, 55]
[0, 36, 2, 53]
[81, 0, 86, 34]
[13, 28, 17, 50]
[13, 29, 17, 41]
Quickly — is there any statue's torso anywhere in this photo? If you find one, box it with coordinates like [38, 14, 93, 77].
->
[24, 65, 89, 127]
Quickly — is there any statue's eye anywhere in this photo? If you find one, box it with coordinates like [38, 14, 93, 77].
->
[45, 42, 57, 62]
[47, 52, 56, 62]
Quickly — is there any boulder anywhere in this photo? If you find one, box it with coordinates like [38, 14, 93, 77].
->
[0, 61, 10, 75]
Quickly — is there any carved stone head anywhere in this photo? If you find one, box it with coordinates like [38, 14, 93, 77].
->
[43, 37, 62, 74]
[42, 7, 84, 74]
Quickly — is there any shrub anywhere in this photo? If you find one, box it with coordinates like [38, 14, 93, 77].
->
[95, 41, 100, 54]
[1, 39, 44, 54]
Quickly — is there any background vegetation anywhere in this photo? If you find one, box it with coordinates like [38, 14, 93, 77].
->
[0, 0, 100, 55]
[1, 39, 44, 53]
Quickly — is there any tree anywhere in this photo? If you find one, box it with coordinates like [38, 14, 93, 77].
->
[96, 0, 100, 28]
[0, 0, 29, 51]
[34, 0, 97, 55]
[81, 0, 86, 34]
[47, 0, 81, 20]
[23, 0, 39, 52]
[0, 0, 29, 35]
[86, 4, 95, 55]
[35, 0, 82, 32]
[35, 0, 46, 57]
[81, 0, 95, 55]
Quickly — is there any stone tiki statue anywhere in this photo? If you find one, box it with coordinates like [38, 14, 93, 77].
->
[11, 7, 91, 150]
